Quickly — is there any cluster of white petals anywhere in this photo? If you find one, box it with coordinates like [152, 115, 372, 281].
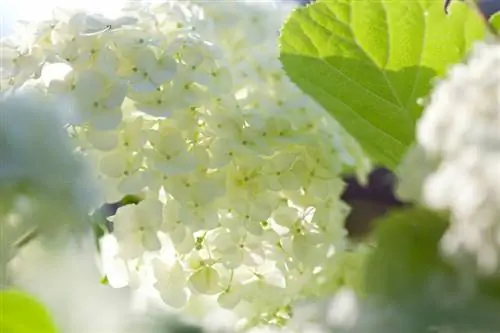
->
[1, 0, 371, 329]
[398, 40, 500, 275]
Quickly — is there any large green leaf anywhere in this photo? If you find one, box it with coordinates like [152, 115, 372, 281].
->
[280, 0, 486, 169]
[0, 290, 58, 333]
[364, 207, 450, 300]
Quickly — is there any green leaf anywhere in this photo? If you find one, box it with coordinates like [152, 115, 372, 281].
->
[0, 289, 58, 333]
[100, 275, 109, 285]
[489, 12, 500, 32]
[364, 207, 451, 300]
[365, 206, 500, 302]
[362, 208, 500, 331]
[280, 0, 486, 169]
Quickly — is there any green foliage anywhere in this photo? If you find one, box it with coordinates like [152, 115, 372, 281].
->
[489, 12, 500, 32]
[280, 0, 486, 169]
[0, 290, 58, 333]
[363, 207, 451, 300]
[350, 207, 500, 332]
[363, 206, 500, 301]
[121, 194, 143, 206]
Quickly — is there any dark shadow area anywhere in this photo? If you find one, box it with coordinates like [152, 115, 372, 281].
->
[478, 0, 500, 18]
[342, 167, 408, 240]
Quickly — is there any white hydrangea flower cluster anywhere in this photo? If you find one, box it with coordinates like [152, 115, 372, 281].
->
[1, 0, 371, 329]
[397, 40, 500, 275]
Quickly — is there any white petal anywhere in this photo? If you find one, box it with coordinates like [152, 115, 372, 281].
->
[142, 231, 161, 252]
[85, 129, 118, 151]
[168, 225, 187, 245]
[131, 80, 158, 93]
[221, 250, 243, 269]
[180, 48, 203, 67]
[281, 172, 302, 191]
[272, 206, 298, 228]
[157, 284, 189, 309]
[100, 153, 126, 178]
[100, 177, 123, 203]
[292, 234, 312, 262]
[118, 172, 146, 195]
[210, 68, 232, 94]
[133, 48, 157, 72]
[218, 288, 241, 309]
[137, 198, 163, 228]
[188, 266, 221, 295]
[72, 51, 92, 67]
[173, 231, 195, 254]
[104, 82, 127, 109]
[243, 248, 265, 266]
[137, 104, 172, 118]
[243, 219, 263, 236]
[89, 108, 122, 131]
[209, 140, 235, 168]
[47, 79, 69, 94]
[150, 70, 175, 86]
[75, 70, 104, 100]
[118, 235, 143, 259]
[150, 56, 177, 85]
[213, 232, 234, 251]
[263, 270, 286, 289]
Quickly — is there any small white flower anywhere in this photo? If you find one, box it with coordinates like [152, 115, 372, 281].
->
[124, 47, 177, 93]
[0, 40, 43, 91]
[188, 265, 223, 295]
[153, 259, 190, 308]
[212, 229, 265, 268]
[111, 198, 163, 259]
[146, 128, 196, 176]
[48, 69, 126, 130]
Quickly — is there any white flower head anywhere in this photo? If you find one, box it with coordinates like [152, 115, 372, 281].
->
[4, 0, 372, 329]
[398, 40, 500, 275]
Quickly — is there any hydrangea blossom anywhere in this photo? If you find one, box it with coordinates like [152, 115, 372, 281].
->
[398, 40, 500, 275]
[1, 0, 371, 329]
